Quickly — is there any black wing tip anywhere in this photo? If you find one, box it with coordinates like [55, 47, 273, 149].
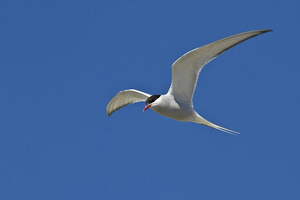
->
[244, 29, 273, 37]
[259, 29, 273, 34]
[106, 110, 111, 117]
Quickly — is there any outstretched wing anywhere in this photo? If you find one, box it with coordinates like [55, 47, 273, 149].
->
[168, 29, 272, 106]
[106, 89, 151, 116]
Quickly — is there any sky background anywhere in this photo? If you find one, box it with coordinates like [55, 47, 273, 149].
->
[1, 1, 300, 199]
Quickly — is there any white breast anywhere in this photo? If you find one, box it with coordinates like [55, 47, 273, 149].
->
[150, 94, 195, 121]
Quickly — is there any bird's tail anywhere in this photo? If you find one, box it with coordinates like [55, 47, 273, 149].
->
[192, 113, 240, 135]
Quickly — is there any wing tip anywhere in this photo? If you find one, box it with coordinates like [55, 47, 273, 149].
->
[256, 29, 273, 35]
[259, 29, 273, 33]
[106, 109, 111, 117]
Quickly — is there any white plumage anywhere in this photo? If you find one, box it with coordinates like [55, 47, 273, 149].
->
[106, 30, 272, 135]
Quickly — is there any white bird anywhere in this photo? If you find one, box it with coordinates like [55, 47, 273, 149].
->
[106, 30, 272, 135]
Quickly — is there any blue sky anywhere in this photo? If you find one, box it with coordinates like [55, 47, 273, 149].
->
[1, 1, 299, 199]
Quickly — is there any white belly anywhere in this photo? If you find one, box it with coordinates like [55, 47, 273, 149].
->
[150, 97, 195, 122]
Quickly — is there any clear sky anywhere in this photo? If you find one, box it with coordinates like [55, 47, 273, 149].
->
[1, 1, 299, 199]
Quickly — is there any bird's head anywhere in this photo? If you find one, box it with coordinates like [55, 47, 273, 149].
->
[143, 95, 161, 111]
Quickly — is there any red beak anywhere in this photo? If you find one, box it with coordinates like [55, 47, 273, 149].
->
[143, 104, 151, 112]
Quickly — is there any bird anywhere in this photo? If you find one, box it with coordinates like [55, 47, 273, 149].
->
[106, 29, 272, 135]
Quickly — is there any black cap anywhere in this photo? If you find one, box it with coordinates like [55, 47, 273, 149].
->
[145, 95, 161, 105]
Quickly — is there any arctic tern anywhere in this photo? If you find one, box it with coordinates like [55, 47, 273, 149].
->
[106, 30, 272, 135]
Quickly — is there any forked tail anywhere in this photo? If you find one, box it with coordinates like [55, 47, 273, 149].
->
[192, 113, 240, 135]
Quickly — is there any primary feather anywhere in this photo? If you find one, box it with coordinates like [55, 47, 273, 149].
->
[106, 89, 151, 116]
[168, 29, 272, 106]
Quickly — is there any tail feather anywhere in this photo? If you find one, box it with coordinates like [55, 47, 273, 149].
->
[193, 114, 240, 135]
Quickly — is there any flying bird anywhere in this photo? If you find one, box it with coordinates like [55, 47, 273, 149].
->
[106, 30, 272, 135]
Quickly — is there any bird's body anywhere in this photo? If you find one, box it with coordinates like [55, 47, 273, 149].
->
[149, 94, 194, 122]
[106, 30, 272, 135]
